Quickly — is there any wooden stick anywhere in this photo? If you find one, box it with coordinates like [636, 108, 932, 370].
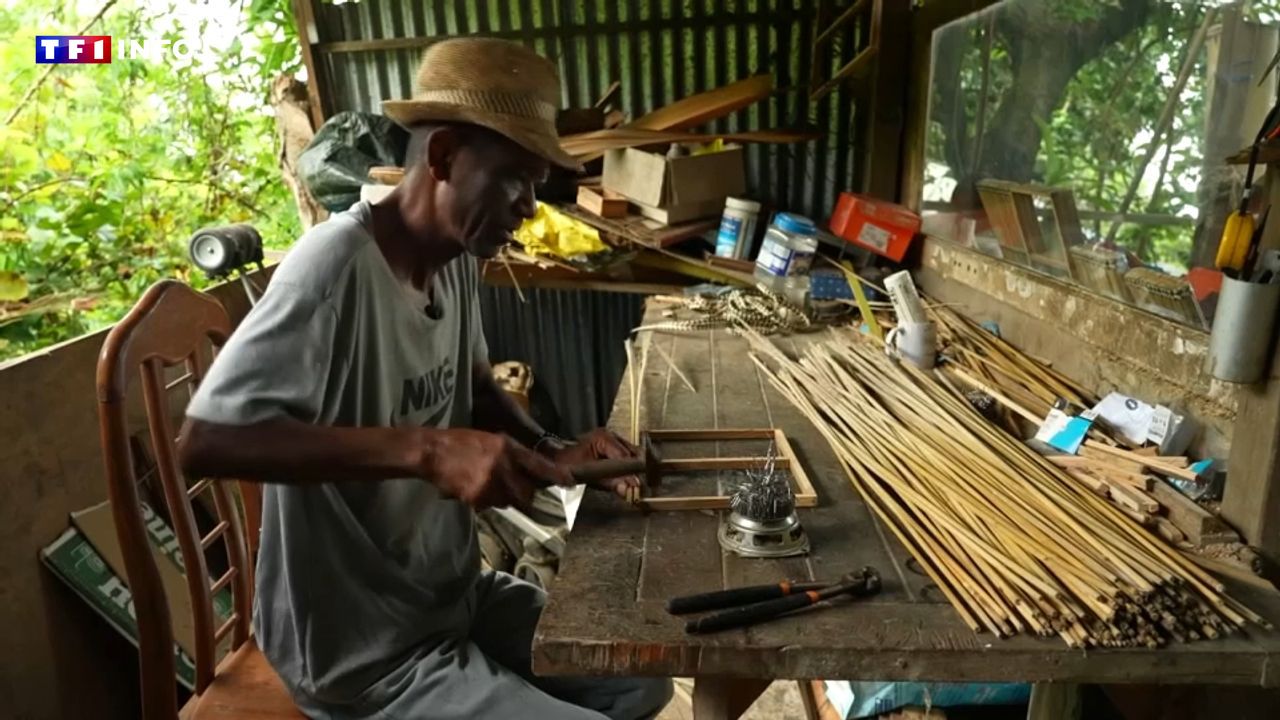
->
[740, 326, 1264, 648]
[652, 338, 697, 393]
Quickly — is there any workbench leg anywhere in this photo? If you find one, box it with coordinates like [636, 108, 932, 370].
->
[1027, 682, 1081, 720]
[798, 680, 822, 720]
[691, 677, 770, 720]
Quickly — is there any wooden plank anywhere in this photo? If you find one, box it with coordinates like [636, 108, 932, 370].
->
[576, 186, 628, 219]
[1109, 483, 1160, 515]
[1080, 445, 1145, 474]
[658, 457, 788, 472]
[1151, 480, 1242, 546]
[647, 428, 779, 440]
[863, 0, 912, 200]
[635, 331, 726, 604]
[561, 127, 821, 158]
[637, 496, 730, 511]
[1083, 440, 1201, 482]
[629, 75, 773, 131]
[774, 429, 818, 506]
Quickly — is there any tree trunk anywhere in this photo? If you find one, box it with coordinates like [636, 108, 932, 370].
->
[270, 74, 328, 230]
[939, 0, 1153, 193]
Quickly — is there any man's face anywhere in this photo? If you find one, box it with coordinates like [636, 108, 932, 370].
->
[429, 127, 549, 259]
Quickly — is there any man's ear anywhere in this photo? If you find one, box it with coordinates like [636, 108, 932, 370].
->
[424, 126, 460, 182]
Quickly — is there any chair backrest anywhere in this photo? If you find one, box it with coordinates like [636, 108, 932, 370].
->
[96, 280, 256, 719]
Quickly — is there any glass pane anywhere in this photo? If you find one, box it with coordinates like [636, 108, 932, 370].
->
[920, 1, 1280, 329]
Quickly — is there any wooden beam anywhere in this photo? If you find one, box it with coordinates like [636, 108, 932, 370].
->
[865, 0, 913, 200]
[1152, 481, 1241, 547]
[289, 0, 330, 128]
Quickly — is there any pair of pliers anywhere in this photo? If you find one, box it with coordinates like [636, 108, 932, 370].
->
[666, 567, 882, 634]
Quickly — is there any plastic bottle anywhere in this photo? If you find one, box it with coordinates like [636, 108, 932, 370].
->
[715, 197, 762, 258]
[753, 213, 818, 302]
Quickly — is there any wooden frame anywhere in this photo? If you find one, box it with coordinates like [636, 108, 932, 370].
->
[809, 0, 881, 102]
[637, 428, 818, 511]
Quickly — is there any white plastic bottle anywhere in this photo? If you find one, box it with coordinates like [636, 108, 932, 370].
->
[753, 213, 818, 302]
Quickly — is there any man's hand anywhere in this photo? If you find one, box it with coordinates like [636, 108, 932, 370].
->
[549, 428, 643, 499]
[421, 429, 573, 511]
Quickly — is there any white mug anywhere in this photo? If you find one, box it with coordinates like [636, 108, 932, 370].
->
[885, 321, 937, 370]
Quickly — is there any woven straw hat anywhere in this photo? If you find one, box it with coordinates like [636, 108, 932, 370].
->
[383, 38, 578, 170]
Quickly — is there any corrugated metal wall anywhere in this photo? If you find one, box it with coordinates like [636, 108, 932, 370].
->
[479, 286, 644, 436]
[310, 0, 863, 219]
[306, 0, 862, 432]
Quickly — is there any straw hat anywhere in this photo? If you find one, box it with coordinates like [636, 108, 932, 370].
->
[383, 38, 578, 170]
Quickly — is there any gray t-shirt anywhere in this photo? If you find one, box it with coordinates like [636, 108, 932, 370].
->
[187, 201, 487, 703]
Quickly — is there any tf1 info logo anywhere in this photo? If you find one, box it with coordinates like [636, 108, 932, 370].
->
[36, 36, 112, 64]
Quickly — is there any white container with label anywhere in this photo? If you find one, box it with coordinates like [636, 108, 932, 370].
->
[715, 197, 762, 258]
[753, 212, 818, 300]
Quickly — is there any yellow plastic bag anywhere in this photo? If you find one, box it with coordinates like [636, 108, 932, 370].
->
[514, 202, 608, 258]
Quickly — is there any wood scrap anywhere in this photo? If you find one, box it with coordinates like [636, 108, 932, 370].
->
[559, 204, 718, 249]
[1155, 519, 1186, 545]
[1083, 441, 1199, 482]
[1109, 482, 1159, 515]
[594, 80, 621, 109]
[560, 127, 821, 158]
[629, 75, 773, 131]
[368, 166, 404, 184]
[1149, 481, 1241, 546]
[1080, 445, 1145, 474]
[576, 186, 628, 218]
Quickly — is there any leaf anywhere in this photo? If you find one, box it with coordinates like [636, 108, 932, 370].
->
[46, 151, 71, 173]
[0, 271, 29, 302]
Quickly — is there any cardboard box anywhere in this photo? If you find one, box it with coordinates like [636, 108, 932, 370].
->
[631, 197, 727, 225]
[603, 145, 745, 223]
[40, 500, 237, 690]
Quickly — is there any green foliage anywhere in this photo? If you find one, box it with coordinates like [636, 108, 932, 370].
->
[924, 0, 1247, 273]
[0, 0, 301, 361]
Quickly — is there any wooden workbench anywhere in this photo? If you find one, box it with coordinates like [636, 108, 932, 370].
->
[532, 314, 1280, 718]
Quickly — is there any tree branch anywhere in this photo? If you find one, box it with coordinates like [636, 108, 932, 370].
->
[4, 0, 120, 126]
[1, 177, 85, 213]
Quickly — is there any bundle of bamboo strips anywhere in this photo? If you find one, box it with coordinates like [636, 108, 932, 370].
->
[929, 305, 1095, 419]
[745, 327, 1266, 648]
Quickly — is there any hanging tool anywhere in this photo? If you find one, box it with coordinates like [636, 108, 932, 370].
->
[1218, 103, 1280, 276]
[673, 567, 882, 634]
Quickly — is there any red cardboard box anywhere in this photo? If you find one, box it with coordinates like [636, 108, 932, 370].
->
[829, 192, 921, 261]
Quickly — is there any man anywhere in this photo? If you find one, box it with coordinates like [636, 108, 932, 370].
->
[178, 38, 672, 720]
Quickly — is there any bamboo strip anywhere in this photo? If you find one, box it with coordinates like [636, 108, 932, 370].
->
[740, 324, 1265, 648]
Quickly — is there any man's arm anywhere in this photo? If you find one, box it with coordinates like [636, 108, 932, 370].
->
[469, 359, 642, 497]
[470, 359, 552, 450]
[178, 417, 571, 509]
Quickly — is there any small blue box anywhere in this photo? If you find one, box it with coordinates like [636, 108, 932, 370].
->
[810, 269, 853, 300]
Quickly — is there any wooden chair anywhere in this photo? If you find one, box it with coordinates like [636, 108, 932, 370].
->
[96, 280, 300, 720]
